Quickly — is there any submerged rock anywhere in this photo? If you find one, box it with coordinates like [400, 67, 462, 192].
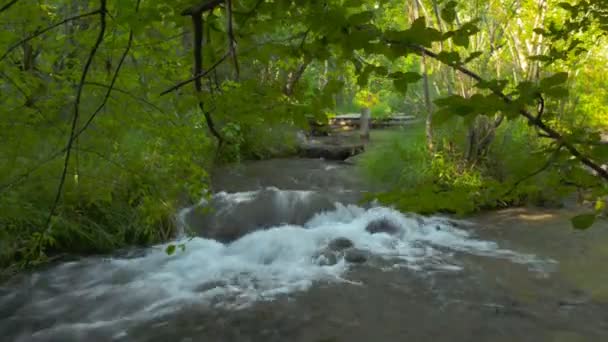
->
[365, 218, 401, 235]
[185, 188, 337, 243]
[314, 238, 361, 266]
[344, 249, 368, 264]
[328, 237, 354, 251]
[298, 144, 364, 161]
[315, 250, 338, 266]
[195, 281, 227, 293]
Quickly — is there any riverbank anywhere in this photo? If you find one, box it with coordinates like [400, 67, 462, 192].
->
[2, 155, 608, 341]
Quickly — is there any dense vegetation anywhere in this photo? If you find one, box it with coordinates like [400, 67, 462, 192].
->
[1, 0, 607, 270]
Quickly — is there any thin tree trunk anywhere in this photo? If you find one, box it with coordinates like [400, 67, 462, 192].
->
[431, 0, 453, 95]
[283, 59, 310, 96]
[414, 0, 433, 152]
[360, 107, 371, 144]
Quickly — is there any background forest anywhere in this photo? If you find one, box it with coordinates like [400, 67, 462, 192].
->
[1, 0, 607, 270]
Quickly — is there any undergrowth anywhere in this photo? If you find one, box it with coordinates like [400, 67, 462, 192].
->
[359, 120, 584, 216]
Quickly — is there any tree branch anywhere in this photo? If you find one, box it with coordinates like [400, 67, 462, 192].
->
[159, 51, 229, 96]
[45, 0, 107, 230]
[76, 15, 136, 140]
[84, 82, 169, 117]
[187, 8, 224, 145]
[0, 9, 101, 62]
[503, 145, 563, 197]
[181, 0, 223, 16]
[536, 93, 545, 119]
[225, 0, 240, 80]
[0, 0, 19, 13]
[411, 44, 608, 182]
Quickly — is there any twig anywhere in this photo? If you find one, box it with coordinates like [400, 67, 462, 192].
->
[0, 151, 63, 193]
[76, 1, 138, 139]
[45, 0, 107, 231]
[84, 81, 169, 117]
[0, 0, 18, 13]
[503, 145, 563, 197]
[537, 93, 544, 119]
[75, 147, 143, 176]
[159, 52, 229, 96]
[0, 9, 101, 62]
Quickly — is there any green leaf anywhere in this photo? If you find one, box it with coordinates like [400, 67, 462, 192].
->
[571, 213, 596, 230]
[453, 32, 469, 48]
[433, 107, 454, 126]
[540, 72, 569, 89]
[373, 66, 389, 76]
[166, 244, 176, 255]
[464, 51, 483, 63]
[401, 72, 422, 82]
[441, 1, 457, 24]
[348, 11, 374, 25]
[436, 51, 461, 66]
[357, 66, 372, 86]
[411, 16, 427, 31]
[344, 0, 365, 7]
[393, 78, 409, 94]
[543, 86, 569, 98]
[476, 79, 508, 92]
[591, 144, 608, 161]
[533, 28, 546, 35]
[557, 2, 574, 11]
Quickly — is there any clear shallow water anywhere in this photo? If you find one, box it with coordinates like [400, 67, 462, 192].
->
[2, 158, 607, 341]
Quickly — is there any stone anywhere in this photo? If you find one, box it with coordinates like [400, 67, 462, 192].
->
[195, 281, 227, 292]
[365, 218, 401, 235]
[344, 249, 368, 264]
[315, 250, 338, 266]
[328, 237, 354, 251]
[298, 144, 364, 161]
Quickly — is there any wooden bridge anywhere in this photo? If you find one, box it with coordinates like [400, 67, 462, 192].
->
[329, 113, 419, 130]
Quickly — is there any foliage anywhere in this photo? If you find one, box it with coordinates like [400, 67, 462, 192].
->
[360, 119, 600, 216]
[2, 0, 608, 269]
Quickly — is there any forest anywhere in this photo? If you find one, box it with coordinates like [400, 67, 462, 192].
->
[1, 0, 608, 273]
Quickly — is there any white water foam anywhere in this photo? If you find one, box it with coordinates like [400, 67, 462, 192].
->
[3, 198, 556, 339]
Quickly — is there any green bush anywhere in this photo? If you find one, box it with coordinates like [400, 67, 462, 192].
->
[0, 115, 213, 268]
[359, 119, 579, 215]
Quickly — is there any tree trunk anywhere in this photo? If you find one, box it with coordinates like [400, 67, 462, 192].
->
[283, 59, 310, 96]
[414, 0, 434, 152]
[466, 115, 498, 164]
[360, 107, 371, 144]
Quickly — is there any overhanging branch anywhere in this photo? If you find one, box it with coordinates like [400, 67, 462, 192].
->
[181, 0, 223, 16]
[408, 43, 608, 182]
[159, 51, 229, 96]
[0, 9, 101, 62]
[45, 0, 107, 230]
[0, 0, 19, 13]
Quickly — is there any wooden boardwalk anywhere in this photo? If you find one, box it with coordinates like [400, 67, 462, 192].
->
[329, 113, 418, 129]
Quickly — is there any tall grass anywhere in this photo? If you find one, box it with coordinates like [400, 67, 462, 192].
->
[358, 119, 578, 215]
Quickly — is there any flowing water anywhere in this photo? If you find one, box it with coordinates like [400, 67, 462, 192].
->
[2, 158, 608, 341]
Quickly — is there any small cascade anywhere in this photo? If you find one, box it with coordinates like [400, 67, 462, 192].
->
[0, 201, 556, 341]
[183, 187, 362, 242]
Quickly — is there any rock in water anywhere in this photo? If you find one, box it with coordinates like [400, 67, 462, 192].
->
[315, 250, 338, 266]
[328, 237, 354, 251]
[365, 218, 401, 235]
[298, 144, 364, 161]
[344, 249, 368, 264]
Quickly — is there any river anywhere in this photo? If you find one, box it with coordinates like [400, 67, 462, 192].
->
[1, 158, 607, 341]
